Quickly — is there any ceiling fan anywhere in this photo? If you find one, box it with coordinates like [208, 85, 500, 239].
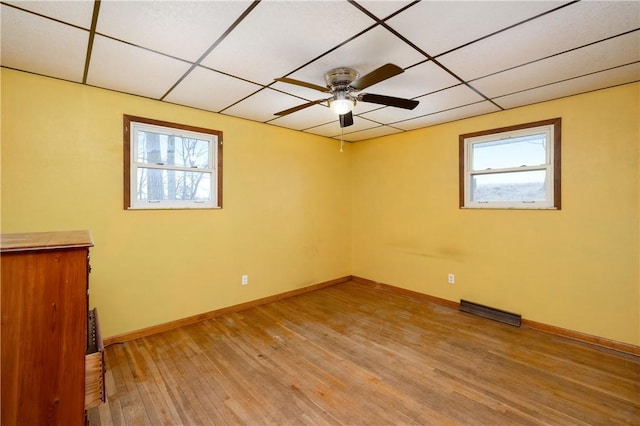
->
[273, 63, 419, 128]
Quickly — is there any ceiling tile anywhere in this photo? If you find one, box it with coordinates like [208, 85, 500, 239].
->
[164, 66, 261, 113]
[200, 1, 376, 85]
[361, 84, 485, 124]
[87, 35, 192, 99]
[270, 81, 330, 105]
[305, 116, 382, 139]
[438, 1, 640, 81]
[494, 63, 640, 109]
[472, 31, 640, 98]
[386, 1, 566, 57]
[356, 1, 416, 21]
[0, 5, 88, 82]
[3, 0, 95, 29]
[223, 87, 312, 123]
[96, 1, 252, 62]
[357, 61, 461, 100]
[339, 125, 404, 142]
[270, 103, 341, 131]
[393, 101, 501, 131]
[281, 25, 426, 89]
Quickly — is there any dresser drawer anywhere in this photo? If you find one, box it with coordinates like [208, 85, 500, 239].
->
[85, 308, 105, 409]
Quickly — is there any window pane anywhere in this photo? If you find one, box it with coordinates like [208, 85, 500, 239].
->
[471, 170, 547, 202]
[136, 168, 212, 201]
[472, 133, 546, 170]
[136, 131, 210, 168]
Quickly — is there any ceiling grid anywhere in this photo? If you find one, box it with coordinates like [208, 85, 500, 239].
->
[1, 0, 638, 142]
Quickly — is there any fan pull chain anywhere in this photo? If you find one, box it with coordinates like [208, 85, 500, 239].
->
[340, 127, 344, 153]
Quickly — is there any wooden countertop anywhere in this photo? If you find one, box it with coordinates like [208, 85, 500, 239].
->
[1, 230, 93, 252]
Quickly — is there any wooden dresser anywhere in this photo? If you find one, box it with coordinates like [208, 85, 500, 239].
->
[1, 231, 104, 426]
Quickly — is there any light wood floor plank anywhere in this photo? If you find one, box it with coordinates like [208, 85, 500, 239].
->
[88, 281, 639, 425]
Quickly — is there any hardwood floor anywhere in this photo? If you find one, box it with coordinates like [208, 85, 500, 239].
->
[88, 281, 640, 425]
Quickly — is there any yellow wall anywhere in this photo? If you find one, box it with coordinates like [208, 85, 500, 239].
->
[1, 69, 352, 337]
[2, 69, 638, 346]
[352, 83, 640, 346]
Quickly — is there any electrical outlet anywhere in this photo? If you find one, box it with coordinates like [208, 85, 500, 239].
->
[448, 273, 455, 284]
[241, 275, 248, 286]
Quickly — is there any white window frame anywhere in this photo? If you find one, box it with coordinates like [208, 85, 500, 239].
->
[459, 118, 561, 210]
[124, 115, 223, 210]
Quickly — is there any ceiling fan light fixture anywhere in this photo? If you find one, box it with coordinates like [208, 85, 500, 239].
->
[275, 64, 416, 128]
[329, 91, 356, 115]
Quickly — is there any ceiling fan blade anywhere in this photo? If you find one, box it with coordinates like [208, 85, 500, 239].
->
[274, 99, 327, 116]
[275, 77, 329, 93]
[349, 63, 404, 91]
[339, 111, 354, 128]
[360, 93, 419, 110]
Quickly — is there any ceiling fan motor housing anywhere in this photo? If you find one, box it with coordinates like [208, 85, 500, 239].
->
[325, 67, 359, 112]
[324, 67, 360, 91]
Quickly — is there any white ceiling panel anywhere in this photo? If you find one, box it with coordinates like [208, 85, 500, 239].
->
[165, 66, 261, 113]
[494, 62, 640, 110]
[472, 31, 640, 98]
[338, 125, 404, 142]
[96, 1, 252, 62]
[87, 35, 192, 99]
[386, 1, 567, 57]
[3, 0, 95, 29]
[358, 61, 460, 100]
[283, 25, 425, 86]
[351, 101, 388, 116]
[393, 101, 501, 131]
[361, 84, 485, 124]
[0, 5, 88, 82]
[270, 81, 329, 104]
[438, 1, 640, 81]
[223, 87, 311, 123]
[305, 115, 381, 139]
[200, 1, 376, 85]
[270, 103, 341, 131]
[357, 1, 415, 21]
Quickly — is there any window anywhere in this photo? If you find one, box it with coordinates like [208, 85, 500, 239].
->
[459, 118, 561, 209]
[124, 115, 222, 209]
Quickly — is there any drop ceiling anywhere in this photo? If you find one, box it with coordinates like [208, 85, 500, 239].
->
[2, 0, 639, 142]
